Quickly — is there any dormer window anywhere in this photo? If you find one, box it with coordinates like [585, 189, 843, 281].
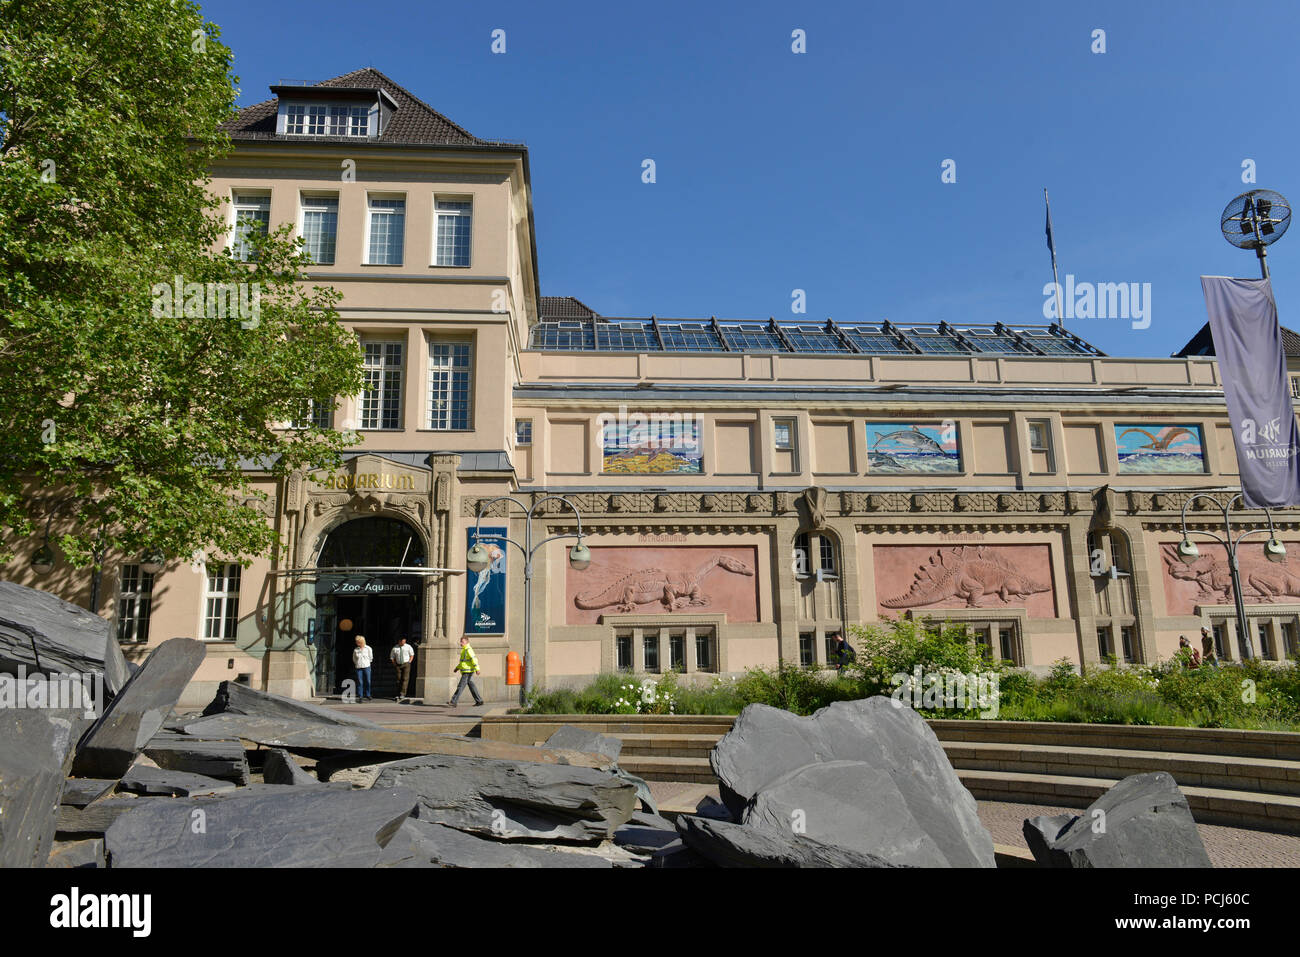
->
[271, 85, 395, 138]
[283, 102, 370, 137]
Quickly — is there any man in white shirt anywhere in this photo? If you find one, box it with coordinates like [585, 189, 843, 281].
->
[390, 637, 415, 703]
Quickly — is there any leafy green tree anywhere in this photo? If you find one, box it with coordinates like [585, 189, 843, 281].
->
[0, 0, 362, 569]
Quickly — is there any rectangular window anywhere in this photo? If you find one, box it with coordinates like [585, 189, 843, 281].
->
[116, 565, 154, 644]
[204, 564, 242, 641]
[799, 632, 816, 667]
[366, 196, 405, 265]
[306, 104, 328, 135]
[515, 419, 532, 446]
[1120, 626, 1136, 663]
[643, 633, 660, 673]
[1097, 627, 1113, 659]
[774, 418, 795, 451]
[1283, 621, 1298, 659]
[435, 199, 473, 266]
[819, 536, 837, 577]
[695, 631, 715, 672]
[1213, 623, 1228, 660]
[231, 192, 270, 262]
[300, 194, 338, 265]
[361, 340, 403, 430]
[292, 398, 332, 430]
[427, 340, 473, 430]
[998, 627, 1017, 665]
[616, 632, 633, 671]
[973, 627, 993, 662]
[1259, 623, 1275, 660]
[285, 104, 306, 134]
[669, 633, 685, 671]
[1027, 420, 1055, 473]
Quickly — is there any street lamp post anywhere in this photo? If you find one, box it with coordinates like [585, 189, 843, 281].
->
[466, 495, 589, 704]
[1178, 492, 1287, 661]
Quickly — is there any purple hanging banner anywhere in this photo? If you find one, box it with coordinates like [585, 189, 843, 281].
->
[1200, 275, 1300, 506]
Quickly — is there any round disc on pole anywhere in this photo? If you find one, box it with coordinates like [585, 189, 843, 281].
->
[1221, 189, 1291, 250]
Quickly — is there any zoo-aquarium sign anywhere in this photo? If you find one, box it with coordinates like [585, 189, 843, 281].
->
[465, 527, 507, 635]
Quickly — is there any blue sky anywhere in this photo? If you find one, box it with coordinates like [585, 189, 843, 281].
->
[206, 0, 1300, 357]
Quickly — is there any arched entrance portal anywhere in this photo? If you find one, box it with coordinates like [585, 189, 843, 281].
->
[313, 516, 427, 697]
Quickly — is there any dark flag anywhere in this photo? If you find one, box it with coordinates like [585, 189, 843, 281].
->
[1046, 204, 1057, 272]
[1201, 276, 1300, 506]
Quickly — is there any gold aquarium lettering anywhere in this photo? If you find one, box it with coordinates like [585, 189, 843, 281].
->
[315, 473, 416, 491]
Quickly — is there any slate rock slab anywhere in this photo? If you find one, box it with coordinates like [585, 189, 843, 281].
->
[105, 786, 418, 867]
[143, 731, 249, 784]
[201, 680, 382, 727]
[185, 714, 613, 769]
[543, 725, 623, 761]
[0, 708, 87, 867]
[72, 638, 206, 778]
[612, 766, 659, 815]
[262, 748, 325, 787]
[373, 753, 637, 843]
[118, 765, 236, 797]
[46, 838, 105, 869]
[382, 817, 615, 868]
[614, 824, 683, 855]
[1022, 772, 1212, 868]
[630, 810, 677, 831]
[57, 797, 148, 837]
[60, 778, 118, 808]
[711, 697, 994, 868]
[0, 581, 130, 696]
[677, 814, 902, 868]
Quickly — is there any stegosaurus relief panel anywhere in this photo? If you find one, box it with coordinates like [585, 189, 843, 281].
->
[566, 546, 759, 624]
[874, 544, 1057, 617]
[1161, 541, 1300, 614]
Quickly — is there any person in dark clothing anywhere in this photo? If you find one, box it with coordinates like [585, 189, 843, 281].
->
[830, 631, 857, 672]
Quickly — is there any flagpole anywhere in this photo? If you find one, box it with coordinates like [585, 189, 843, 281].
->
[1045, 188, 1065, 329]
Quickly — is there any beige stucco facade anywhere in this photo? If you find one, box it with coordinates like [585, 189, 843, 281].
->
[7, 71, 1299, 706]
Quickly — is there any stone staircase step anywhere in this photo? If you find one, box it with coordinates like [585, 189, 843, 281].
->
[958, 769, 1300, 834]
[943, 741, 1300, 797]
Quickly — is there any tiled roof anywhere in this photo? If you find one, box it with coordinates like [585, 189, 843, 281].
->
[1174, 322, 1300, 357]
[539, 296, 599, 319]
[222, 68, 521, 148]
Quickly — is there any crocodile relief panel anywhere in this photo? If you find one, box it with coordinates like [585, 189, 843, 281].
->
[566, 546, 759, 625]
[1161, 541, 1300, 615]
[873, 544, 1058, 618]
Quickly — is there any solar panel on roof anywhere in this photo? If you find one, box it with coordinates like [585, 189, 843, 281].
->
[530, 320, 594, 350]
[905, 326, 966, 354]
[658, 322, 724, 351]
[781, 325, 850, 353]
[838, 325, 912, 355]
[1015, 327, 1091, 355]
[595, 321, 657, 351]
[720, 323, 784, 351]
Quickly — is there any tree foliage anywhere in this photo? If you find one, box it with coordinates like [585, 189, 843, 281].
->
[0, 0, 363, 566]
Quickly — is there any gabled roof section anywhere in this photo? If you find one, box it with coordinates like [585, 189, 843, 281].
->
[539, 296, 600, 320]
[1174, 321, 1300, 358]
[222, 68, 518, 148]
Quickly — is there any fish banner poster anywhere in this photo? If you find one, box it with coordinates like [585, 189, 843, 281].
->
[465, 526, 507, 635]
[1201, 276, 1300, 507]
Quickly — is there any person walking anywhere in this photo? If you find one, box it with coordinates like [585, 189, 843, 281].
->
[830, 631, 856, 673]
[353, 635, 373, 702]
[390, 637, 415, 703]
[448, 635, 484, 708]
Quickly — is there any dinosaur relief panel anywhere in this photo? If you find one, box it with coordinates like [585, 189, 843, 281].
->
[566, 546, 759, 625]
[874, 544, 1057, 617]
[1161, 542, 1300, 614]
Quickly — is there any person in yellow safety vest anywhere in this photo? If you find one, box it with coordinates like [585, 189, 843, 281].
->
[448, 635, 485, 708]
